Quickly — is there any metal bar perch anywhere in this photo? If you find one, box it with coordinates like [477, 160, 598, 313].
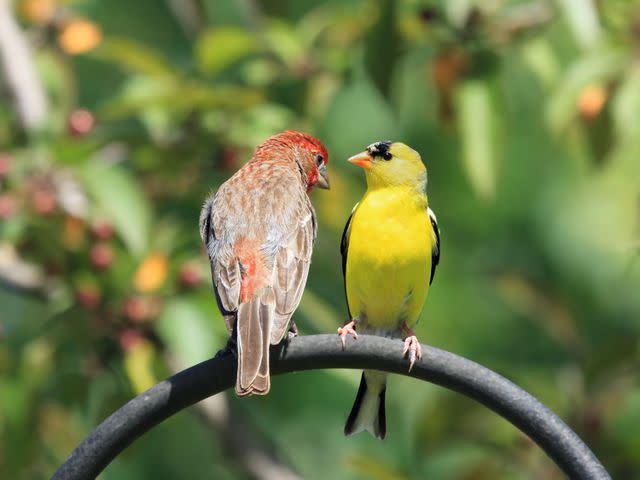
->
[52, 334, 611, 480]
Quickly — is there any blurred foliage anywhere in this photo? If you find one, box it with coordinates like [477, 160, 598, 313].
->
[1, 0, 640, 479]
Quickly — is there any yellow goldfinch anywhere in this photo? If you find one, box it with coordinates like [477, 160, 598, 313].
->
[338, 141, 440, 439]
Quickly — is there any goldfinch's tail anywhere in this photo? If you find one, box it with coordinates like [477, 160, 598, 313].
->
[344, 370, 387, 439]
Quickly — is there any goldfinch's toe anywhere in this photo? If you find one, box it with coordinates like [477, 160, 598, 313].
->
[403, 335, 422, 372]
[338, 320, 358, 348]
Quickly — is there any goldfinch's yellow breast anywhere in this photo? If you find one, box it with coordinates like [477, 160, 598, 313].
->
[345, 187, 433, 329]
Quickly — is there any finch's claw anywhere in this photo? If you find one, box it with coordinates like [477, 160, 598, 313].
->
[338, 320, 358, 348]
[403, 335, 422, 372]
[287, 321, 299, 340]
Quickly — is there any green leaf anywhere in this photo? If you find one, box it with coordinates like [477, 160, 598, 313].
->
[521, 38, 561, 89]
[195, 27, 257, 76]
[102, 77, 262, 119]
[612, 65, 640, 143]
[0, 284, 48, 347]
[455, 78, 498, 199]
[124, 340, 157, 394]
[297, 289, 342, 333]
[546, 49, 625, 134]
[420, 443, 496, 479]
[227, 103, 296, 148]
[346, 453, 408, 480]
[156, 296, 223, 368]
[0, 378, 30, 430]
[558, 0, 602, 50]
[610, 389, 640, 457]
[322, 76, 399, 161]
[91, 38, 177, 78]
[536, 160, 640, 313]
[445, 0, 474, 28]
[390, 50, 439, 132]
[81, 162, 151, 256]
[263, 19, 305, 66]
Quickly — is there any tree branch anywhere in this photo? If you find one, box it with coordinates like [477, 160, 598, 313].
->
[52, 334, 611, 480]
[0, 0, 48, 130]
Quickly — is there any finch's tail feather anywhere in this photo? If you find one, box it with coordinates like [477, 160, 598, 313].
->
[235, 293, 274, 396]
[344, 370, 387, 440]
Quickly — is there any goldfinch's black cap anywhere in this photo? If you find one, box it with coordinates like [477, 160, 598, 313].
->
[366, 141, 393, 160]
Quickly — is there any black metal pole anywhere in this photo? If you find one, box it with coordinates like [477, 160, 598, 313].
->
[52, 334, 611, 480]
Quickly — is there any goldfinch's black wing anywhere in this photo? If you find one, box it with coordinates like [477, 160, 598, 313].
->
[340, 204, 358, 275]
[428, 207, 440, 285]
[340, 204, 357, 316]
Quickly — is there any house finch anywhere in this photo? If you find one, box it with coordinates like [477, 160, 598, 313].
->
[200, 130, 329, 396]
[339, 141, 440, 439]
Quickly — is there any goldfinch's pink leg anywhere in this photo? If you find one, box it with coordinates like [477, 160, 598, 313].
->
[338, 319, 358, 348]
[401, 326, 422, 372]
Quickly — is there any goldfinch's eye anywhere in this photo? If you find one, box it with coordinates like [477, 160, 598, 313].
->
[382, 152, 392, 161]
[315, 154, 324, 165]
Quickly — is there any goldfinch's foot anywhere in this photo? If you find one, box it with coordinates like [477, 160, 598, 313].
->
[338, 320, 358, 348]
[403, 335, 422, 372]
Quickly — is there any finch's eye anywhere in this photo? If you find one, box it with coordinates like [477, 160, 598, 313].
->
[382, 152, 392, 161]
[315, 154, 324, 165]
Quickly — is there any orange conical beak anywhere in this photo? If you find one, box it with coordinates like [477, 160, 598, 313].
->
[347, 151, 373, 169]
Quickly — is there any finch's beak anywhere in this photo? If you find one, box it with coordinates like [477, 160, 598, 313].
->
[348, 151, 373, 169]
[316, 162, 330, 189]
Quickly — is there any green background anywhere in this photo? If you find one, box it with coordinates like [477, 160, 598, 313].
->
[1, 0, 640, 478]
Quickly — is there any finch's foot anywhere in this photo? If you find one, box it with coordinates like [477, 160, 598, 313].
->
[287, 321, 299, 340]
[402, 333, 422, 372]
[338, 320, 358, 348]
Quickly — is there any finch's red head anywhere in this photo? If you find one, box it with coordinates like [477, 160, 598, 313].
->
[255, 130, 330, 192]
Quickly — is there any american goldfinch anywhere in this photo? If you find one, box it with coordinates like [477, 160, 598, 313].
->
[339, 141, 440, 439]
[200, 131, 330, 396]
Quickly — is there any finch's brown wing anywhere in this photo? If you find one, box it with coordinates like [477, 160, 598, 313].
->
[199, 192, 241, 335]
[269, 197, 317, 344]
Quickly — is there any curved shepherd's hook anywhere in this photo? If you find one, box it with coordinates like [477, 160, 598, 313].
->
[52, 334, 611, 480]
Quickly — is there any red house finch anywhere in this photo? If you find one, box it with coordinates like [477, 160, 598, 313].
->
[200, 131, 330, 396]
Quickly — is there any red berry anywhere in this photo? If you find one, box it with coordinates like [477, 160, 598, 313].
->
[119, 328, 143, 351]
[76, 286, 101, 309]
[90, 243, 114, 270]
[578, 85, 607, 121]
[292, 58, 314, 78]
[32, 189, 57, 215]
[0, 153, 11, 178]
[179, 262, 201, 288]
[221, 148, 239, 170]
[0, 194, 17, 219]
[124, 297, 147, 323]
[90, 220, 115, 240]
[68, 109, 95, 137]
[124, 296, 162, 323]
